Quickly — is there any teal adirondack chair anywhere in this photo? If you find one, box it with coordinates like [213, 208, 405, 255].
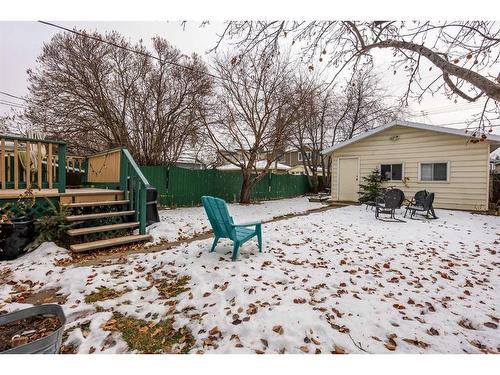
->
[201, 196, 263, 261]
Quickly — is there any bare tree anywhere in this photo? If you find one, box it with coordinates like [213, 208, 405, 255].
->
[290, 75, 334, 193]
[210, 21, 500, 136]
[201, 50, 303, 203]
[291, 67, 401, 191]
[334, 68, 403, 141]
[23, 30, 213, 164]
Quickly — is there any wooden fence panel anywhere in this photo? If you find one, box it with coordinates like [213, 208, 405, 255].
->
[140, 165, 311, 207]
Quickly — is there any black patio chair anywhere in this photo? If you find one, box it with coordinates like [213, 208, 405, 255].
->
[363, 188, 388, 211]
[374, 188, 405, 220]
[405, 192, 438, 219]
[403, 190, 427, 215]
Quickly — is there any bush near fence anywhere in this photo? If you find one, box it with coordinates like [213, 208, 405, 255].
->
[140, 165, 311, 207]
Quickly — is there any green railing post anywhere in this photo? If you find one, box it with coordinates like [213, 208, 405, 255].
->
[139, 186, 147, 234]
[119, 148, 128, 191]
[81, 157, 88, 186]
[58, 143, 66, 193]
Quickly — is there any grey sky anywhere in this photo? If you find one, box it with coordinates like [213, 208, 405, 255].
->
[0, 21, 497, 134]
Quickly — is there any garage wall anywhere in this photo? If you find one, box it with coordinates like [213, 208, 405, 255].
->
[329, 125, 491, 211]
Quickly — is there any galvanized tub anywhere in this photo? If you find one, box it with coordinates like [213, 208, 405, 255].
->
[0, 304, 66, 354]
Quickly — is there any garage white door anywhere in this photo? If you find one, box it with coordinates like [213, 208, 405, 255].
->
[338, 158, 359, 201]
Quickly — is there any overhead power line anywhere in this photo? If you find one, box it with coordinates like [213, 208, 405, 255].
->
[0, 91, 26, 102]
[0, 100, 26, 110]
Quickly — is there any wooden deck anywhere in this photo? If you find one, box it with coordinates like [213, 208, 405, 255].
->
[0, 188, 124, 199]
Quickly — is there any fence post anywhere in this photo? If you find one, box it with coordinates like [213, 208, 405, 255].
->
[57, 143, 66, 193]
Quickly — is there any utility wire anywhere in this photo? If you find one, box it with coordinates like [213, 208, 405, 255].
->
[0, 100, 26, 109]
[0, 91, 26, 102]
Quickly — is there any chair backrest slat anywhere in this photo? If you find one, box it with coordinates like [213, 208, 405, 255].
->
[201, 196, 233, 238]
[384, 188, 405, 209]
[414, 190, 428, 206]
[422, 193, 435, 210]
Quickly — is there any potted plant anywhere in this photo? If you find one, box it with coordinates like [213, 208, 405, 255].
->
[0, 304, 66, 354]
[0, 188, 36, 261]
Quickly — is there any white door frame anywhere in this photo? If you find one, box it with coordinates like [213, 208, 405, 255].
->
[336, 156, 360, 201]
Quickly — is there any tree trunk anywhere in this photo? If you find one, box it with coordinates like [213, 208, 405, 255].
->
[239, 174, 253, 204]
[308, 173, 319, 194]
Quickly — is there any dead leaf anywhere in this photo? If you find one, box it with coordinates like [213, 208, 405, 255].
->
[272, 325, 284, 335]
[402, 338, 430, 349]
[332, 345, 345, 354]
[426, 328, 439, 336]
[209, 326, 220, 335]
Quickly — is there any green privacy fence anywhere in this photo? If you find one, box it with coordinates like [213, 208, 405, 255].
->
[140, 165, 310, 207]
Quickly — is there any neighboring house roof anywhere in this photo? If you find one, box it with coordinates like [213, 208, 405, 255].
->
[322, 120, 500, 155]
[176, 149, 204, 165]
[288, 165, 325, 175]
[217, 160, 291, 171]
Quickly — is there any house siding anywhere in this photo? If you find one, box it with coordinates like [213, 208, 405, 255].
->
[330, 125, 491, 211]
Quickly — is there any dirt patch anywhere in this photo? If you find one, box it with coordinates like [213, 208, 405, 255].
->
[0, 314, 62, 352]
[84, 287, 130, 304]
[22, 288, 68, 305]
[101, 312, 194, 353]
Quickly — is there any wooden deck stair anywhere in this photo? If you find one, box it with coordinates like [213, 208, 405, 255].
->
[63, 189, 151, 253]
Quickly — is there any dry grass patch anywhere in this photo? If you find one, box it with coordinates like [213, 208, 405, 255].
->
[155, 275, 191, 299]
[101, 312, 194, 353]
[84, 287, 130, 303]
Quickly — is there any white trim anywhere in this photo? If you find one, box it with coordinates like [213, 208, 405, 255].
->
[417, 161, 450, 183]
[336, 156, 360, 201]
[321, 120, 500, 155]
[486, 143, 490, 209]
[379, 162, 405, 182]
[298, 151, 311, 162]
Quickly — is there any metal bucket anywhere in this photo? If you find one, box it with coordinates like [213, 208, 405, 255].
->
[0, 304, 66, 354]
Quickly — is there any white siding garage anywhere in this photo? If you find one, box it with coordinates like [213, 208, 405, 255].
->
[322, 121, 500, 211]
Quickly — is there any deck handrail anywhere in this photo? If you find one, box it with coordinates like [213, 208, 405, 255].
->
[0, 134, 66, 145]
[120, 148, 150, 234]
[0, 134, 66, 193]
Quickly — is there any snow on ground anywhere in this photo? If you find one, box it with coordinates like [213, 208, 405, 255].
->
[148, 197, 324, 244]
[1, 201, 499, 354]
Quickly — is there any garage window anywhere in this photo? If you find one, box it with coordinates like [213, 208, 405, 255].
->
[420, 162, 448, 181]
[380, 163, 403, 181]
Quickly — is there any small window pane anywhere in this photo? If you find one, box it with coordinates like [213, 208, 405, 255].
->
[421, 164, 433, 181]
[433, 163, 448, 181]
[391, 164, 402, 180]
[380, 164, 391, 181]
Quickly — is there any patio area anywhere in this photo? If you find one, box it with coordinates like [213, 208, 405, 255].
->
[0, 198, 498, 354]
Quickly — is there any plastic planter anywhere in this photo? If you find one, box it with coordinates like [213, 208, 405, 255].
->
[0, 304, 66, 354]
[0, 217, 35, 261]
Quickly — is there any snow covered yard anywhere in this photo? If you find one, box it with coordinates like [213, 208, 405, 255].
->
[0, 200, 499, 354]
[148, 196, 325, 243]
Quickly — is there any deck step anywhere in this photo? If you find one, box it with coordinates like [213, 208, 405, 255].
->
[67, 222, 140, 236]
[70, 234, 152, 253]
[65, 210, 135, 222]
[63, 200, 129, 208]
